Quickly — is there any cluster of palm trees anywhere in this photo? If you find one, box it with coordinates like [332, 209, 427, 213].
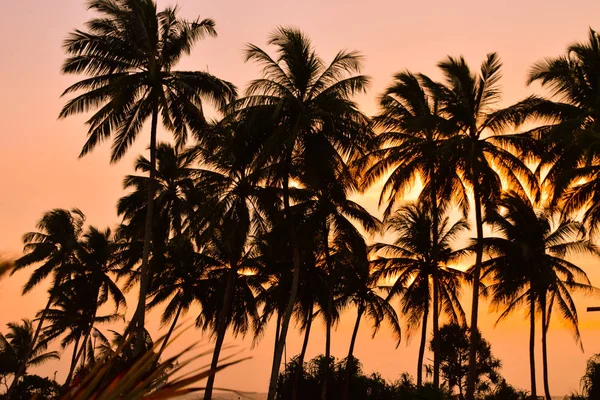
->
[3, 1, 600, 399]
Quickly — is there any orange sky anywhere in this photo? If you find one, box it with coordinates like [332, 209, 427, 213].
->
[2, 0, 600, 396]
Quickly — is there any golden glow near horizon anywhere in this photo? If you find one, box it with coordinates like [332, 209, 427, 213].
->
[2, 0, 600, 396]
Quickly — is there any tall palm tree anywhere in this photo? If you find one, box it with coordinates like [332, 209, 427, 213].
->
[363, 71, 469, 386]
[371, 203, 468, 387]
[60, 0, 236, 344]
[236, 27, 372, 400]
[196, 229, 265, 400]
[0, 320, 59, 387]
[421, 54, 537, 399]
[9, 208, 85, 395]
[481, 191, 600, 400]
[186, 119, 273, 400]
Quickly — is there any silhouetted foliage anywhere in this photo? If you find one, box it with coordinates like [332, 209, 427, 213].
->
[430, 324, 501, 399]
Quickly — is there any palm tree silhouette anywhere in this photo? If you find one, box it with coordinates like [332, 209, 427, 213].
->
[505, 29, 600, 238]
[9, 208, 85, 395]
[364, 71, 469, 386]
[146, 237, 209, 359]
[422, 54, 537, 399]
[59, 0, 236, 346]
[0, 320, 59, 388]
[481, 191, 600, 399]
[371, 203, 468, 387]
[236, 27, 372, 400]
[42, 285, 121, 384]
[341, 242, 401, 400]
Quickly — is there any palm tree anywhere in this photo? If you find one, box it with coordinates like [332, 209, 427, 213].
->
[196, 229, 265, 400]
[60, 0, 236, 344]
[341, 247, 401, 400]
[363, 71, 469, 386]
[0, 320, 59, 387]
[502, 29, 600, 235]
[371, 203, 468, 387]
[9, 208, 85, 395]
[41, 284, 121, 384]
[118, 143, 201, 237]
[68, 226, 126, 383]
[481, 191, 600, 400]
[146, 237, 210, 359]
[184, 119, 273, 400]
[236, 27, 372, 400]
[420, 54, 537, 399]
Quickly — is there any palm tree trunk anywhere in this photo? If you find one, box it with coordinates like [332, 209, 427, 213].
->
[65, 297, 99, 387]
[156, 300, 183, 360]
[204, 267, 238, 400]
[321, 286, 333, 400]
[417, 303, 429, 387]
[292, 304, 314, 400]
[130, 104, 159, 354]
[343, 305, 364, 400]
[429, 161, 441, 389]
[274, 311, 281, 356]
[432, 274, 440, 388]
[529, 292, 537, 399]
[541, 296, 551, 400]
[267, 168, 302, 400]
[7, 296, 53, 396]
[466, 179, 484, 400]
[65, 335, 81, 385]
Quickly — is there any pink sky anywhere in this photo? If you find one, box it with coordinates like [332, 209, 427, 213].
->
[2, 0, 600, 395]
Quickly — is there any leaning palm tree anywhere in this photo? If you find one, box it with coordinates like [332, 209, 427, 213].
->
[8, 208, 85, 395]
[423, 54, 538, 399]
[371, 203, 468, 387]
[235, 27, 372, 400]
[363, 71, 469, 386]
[0, 320, 59, 387]
[60, 0, 236, 343]
[481, 191, 600, 400]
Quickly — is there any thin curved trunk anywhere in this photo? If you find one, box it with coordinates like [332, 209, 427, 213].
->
[7, 296, 53, 396]
[156, 300, 183, 360]
[429, 160, 441, 389]
[267, 166, 302, 400]
[65, 289, 100, 387]
[65, 335, 81, 385]
[292, 304, 314, 400]
[321, 286, 333, 400]
[204, 267, 238, 400]
[417, 302, 429, 387]
[343, 305, 364, 400]
[529, 292, 537, 399]
[466, 178, 484, 400]
[131, 104, 158, 354]
[541, 296, 551, 400]
[432, 274, 440, 388]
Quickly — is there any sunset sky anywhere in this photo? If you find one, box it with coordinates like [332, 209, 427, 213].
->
[2, 0, 600, 396]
